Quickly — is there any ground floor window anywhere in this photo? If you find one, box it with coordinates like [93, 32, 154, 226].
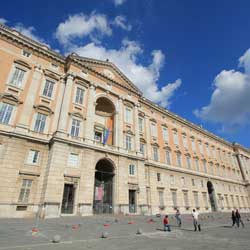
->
[18, 179, 32, 203]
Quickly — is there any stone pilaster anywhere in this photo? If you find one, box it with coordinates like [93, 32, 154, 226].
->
[134, 104, 140, 153]
[145, 115, 151, 159]
[118, 97, 124, 149]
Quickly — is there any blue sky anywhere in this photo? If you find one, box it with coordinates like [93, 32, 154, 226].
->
[1, 0, 250, 147]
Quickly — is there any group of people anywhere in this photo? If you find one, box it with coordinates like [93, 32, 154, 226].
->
[163, 208, 246, 232]
[231, 209, 244, 228]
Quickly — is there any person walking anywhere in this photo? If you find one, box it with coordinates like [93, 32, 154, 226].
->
[231, 210, 236, 227]
[235, 209, 244, 228]
[175, 209, 182, 227]
[192, 209, 201, 231]
[163, 215, 171, 232]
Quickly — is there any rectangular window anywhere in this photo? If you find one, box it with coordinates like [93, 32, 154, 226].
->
[173, 131, 179, 145]
[70, 118, 80, 137]
[68, 153, 79, 167]
[138, 117, 144, 133]
[181, 176, 185, 186]
[170, 175, 175, 185]
[203, 160, 207, 173]
[75, 87, 85, 104]
[209, 163, 214, 175]
[186, 155, 191, 169]
[183, 191, 189, 208]
[153, 147, 158, 161]
[34, 113, 47, 133]
[193, 192, 199, 208]
[125, 135, 132, 150]
[27, 150, 39, 165]
[162, 127, 169, 142]
[22, 50, 31, 57]
[158, 190, 164, 207]
[225, 195, 230, 208]
[157, 173, 161, 182]
[139, 142, 145, 155]
[199, 142, 203, 154]
[42, 79, 55, 98]
[200, 180, 204, 188]
[18, 179, 32, 203]
[0, 103, 14, 124]
[125, 107, 132, 124]
[165, 150, 171, 165]
[192, 179, 195, 186]
[176, 152, 182, 167]
[195, 159, 200, 171]
[129, 164, 135, 175]
[191, 138, 196, 151]
[205, 144, 210, 156]
[183, 135, 188, 148]
[151, 123, 157, 137]
[202, 192, 208, 208]
[9, 67, 26, 87]
[171, 190, 177, 207]
[94, 130, 103, 143]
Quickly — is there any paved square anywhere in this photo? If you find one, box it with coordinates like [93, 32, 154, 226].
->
[0, 214, 249, 250]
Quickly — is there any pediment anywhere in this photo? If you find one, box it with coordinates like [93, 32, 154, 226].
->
[70, 55, 142, 96]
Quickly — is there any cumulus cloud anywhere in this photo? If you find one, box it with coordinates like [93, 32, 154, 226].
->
[71, 39, 181, 107]
[113, 0, 126, 6]
[55, 12, 112, 46]
[0, 18, 7, 24]
[194, 48, 250, 131]
[113, 15, 132, 31]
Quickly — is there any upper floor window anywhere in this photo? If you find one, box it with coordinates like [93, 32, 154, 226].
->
[42, 79, 55, 98]
[162, 127, 169, 142]
[203, 160, 207, 173]
[183, 135, 188, 148]
[181, 176, 186, 186]
[165, 150, 171, 165]
[75, 87, 85, 105]
[0, 103, 14, 125]
[22, 50, 32, 58]
[199, 142, 203, 154]
[26, 150, 39, 165]
[125, 135, 132, 150]
[173, 131, 179, 145]
[68, 153, 79, 167]
[170, 175, 175, 185]
[129, 164, 135, 175]
[138, 117, 144, 133]
[151, 123, 157, 137]
[71, 118, 80, 137]
[206, 144, 210, 156]
[186, 155, 191, 169]
[176, 152, 182, 167]
[9, 67, 26, 88]
[191, 138, 196, 152]
[18, 179, 32, 203]
[124, 107, 132, 124]
[140, 142, 145, 155]
[34, 113, 47, 133]
[157, 173, 161, 182]
[153, 147, 159, 161]
[195, 158, 200, 171]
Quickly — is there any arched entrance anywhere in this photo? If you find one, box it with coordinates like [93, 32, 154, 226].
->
[93, 158, 114, 214]
[207, 181, 218, 211]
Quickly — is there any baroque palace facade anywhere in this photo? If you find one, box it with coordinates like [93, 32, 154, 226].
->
[0, 23, 250, 218]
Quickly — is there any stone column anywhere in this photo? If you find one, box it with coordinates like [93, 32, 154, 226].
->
[16, 65, 43, 131]
[134, 104, 140, 153]
[114, 111, 119, 147]
[145, 115, 151, 159]
[118, 97, 124, 149]
[84, 83, 96, 143]
[57, 73, 74, 133]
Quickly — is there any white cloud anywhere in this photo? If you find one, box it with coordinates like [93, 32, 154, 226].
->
[71, 39, 181, 107]
[113, 0, 126, 6]
[55, 12, 112, 46]
[13, 23, 46, 45]
[113, 15, 132, 31]
[194, 48, 250, 131]
[0, 18, 7, 24]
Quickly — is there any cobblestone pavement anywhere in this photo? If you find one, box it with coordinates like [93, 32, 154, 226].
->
[0, 213, 249, 250]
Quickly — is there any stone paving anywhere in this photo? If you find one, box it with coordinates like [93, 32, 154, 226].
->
[0, 213, 249, 250]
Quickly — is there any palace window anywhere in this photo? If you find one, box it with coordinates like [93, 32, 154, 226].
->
[153, 147, 159, 161]
[18, 179, 32, 203]
[181, 176, 186, 186]
[34, 113, 47, 133]
[9, 67, 26, 88]
[171, 190, 177, 208]
[173, 131, 179, 145]
[125, 135, 132, 150]
[191, 138, 196, 152]
[26, 150, 39, 165]
[195, 158, 200, 172]
[157, 173, 161, 182]
[75, 87, 85, 105]
[124, 107, 132, 124]
[162, 127, 169, 142]
[193, 192, 199, 208]
[0, 103, 14, 125]
[183, 191, 189, 208]
[203, 160, 207, 173]
[42, 79, 55, 98]
[138, 117, 144, 133]
[170, 175, 175, 185]
[202, 192, 209, 208]
[165, 150, 171, 165]
[70, 118, 80, 137]
[139, 142, 145, 155]
[158, 190, 164, 207]
[176, 152, 182, 167]
[186, 155, 191, 169]
[150, 123, 157, 137]
[68, 153, 79, 167]
[129, 164, 135, 175]
[199, 142, 203, 154]
[183, 134, 188, 148]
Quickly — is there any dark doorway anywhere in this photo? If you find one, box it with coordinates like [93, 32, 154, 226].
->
[129, 190, 136, 213]
[61, 184, 75, 214]
[207, 181, 217, 211]
[93, 159, 114, 214]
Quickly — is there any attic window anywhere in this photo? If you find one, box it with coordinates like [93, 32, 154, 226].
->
[22, 50, 31, 58]
[51, 63, 58, 70]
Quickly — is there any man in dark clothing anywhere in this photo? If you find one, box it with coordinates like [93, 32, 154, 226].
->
[235, 209, 244, 228]
[231, 210, 236, 227]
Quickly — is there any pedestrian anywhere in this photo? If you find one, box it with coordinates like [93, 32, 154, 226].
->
[192, 209, 201, 231]
[163, 215, 171, 232]
[231, 210, 236, 227]
[175, 209, 182, 227]
[235, 209, 244, 228]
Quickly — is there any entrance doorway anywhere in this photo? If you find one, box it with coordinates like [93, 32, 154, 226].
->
[207, 181, 217, 211]
[61, 184, 75, 214]
[129, 190, 136, 213]
[93, 159, 114, 214]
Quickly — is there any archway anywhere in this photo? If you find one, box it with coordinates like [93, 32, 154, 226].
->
[94, 97, 115, 145]
[93, 158, 114, 214]
[207, 181, 218, 211]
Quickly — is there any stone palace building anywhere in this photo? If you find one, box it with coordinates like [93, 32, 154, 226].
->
[0, 23, 250, 218]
